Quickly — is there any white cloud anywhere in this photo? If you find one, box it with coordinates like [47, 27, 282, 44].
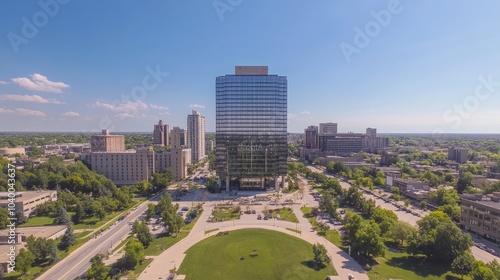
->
[62, 111, 80, 117]
[0, 108, 13, 114]
[0, 94, 52, 104]
[188, 104, 205, 109]
[94, 100, 148, 115]
[0, 81, 8, 85]
[150, 104, 169, 110]
[11, 73, 70, 93]
[0, 107, 46, 116]
[115, 113, 135, 119]
[300, 111, 311, 115]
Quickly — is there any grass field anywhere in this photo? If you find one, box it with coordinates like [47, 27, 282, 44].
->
[177, 229, 337, 280]
[19, 216, 54, 227]
[268, 207, 299, 223]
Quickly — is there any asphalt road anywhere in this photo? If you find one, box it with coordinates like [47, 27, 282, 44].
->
[36, 191, 165, 280]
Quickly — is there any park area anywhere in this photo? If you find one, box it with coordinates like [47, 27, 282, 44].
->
[177, 229, 337, 280]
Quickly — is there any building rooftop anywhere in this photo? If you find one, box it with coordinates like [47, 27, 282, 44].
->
[0, 225, 66, 240]
[0, 190, 56, 202]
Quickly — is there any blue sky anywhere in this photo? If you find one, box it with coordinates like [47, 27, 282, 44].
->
[1, 0, 500, 133]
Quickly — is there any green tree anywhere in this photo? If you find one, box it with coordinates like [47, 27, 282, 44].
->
[26, 236, 58, 263]
[92, 201, 106, 220]
[132, 220, 154, 248]
[87, 253, 111, 280]
[72, 202, 85, 224]
[344, 212, 363, 241]
[117, 238, 145, 270]
[352, 221, 385, 257]
[16, 248, 35, 275]
[312, 243, 331, 270]
[451, 250, 475, 279]
[486, 259, 500, 280]
[471, 260, 496, 280]
[59, 226, 77, 250]
[371, 207, 398, 237]
[391, 220, 417, 247]
[457, 171, 473, 193]
[54, 205, 72, 226]
[146, 203, 156, 221]
[0, 208, 9, 229]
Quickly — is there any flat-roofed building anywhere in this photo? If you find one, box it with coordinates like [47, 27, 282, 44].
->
[460, 193, 500, 242]
[304, 125, 319, 149]
[319, 123, 338, 135]
[448, 147, 469, 164]
[0, 147, 25, 156]
[91, 130, 125, 152]
[0, 190, 57, 217]
[187, 110, 206, 163]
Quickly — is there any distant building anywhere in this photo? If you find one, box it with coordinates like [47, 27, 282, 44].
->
[187, 110, 206, 163]
[391, 177, 430, 192]
[380, 150, 398, 166]
[0, 190, 57, 217]
[205, 139, 215, 152]
[153, 120, 169, 146]
[170, 127, 187, 149]
[0, 147, 25, 156]
[319, 122, 338, 135]
[460, 193, 500, 242]
[366, 128, 377, 138]
[448, 147, 468, 164]
[304, 125, 319, 149]
[91, 130, 125, 152]
[319, 133, 364, 155]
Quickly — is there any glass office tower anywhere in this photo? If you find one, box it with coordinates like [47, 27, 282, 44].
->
[216, 66, 287, 190]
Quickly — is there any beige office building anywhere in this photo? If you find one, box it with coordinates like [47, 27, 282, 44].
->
[461, 193, 500, 242]
[187, 110, 206, 163]
[170, 127, 187, 149]
[91, 130, 126, 152]
[84, 146, 192, 185]
[0, 190, 57, 217]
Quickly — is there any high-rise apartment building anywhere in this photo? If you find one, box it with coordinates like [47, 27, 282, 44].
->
[170, 127, 187, 149]
[187, 110, 206, 163]
[319, 123, 338, 135]
[153, 120, 169, 146]
[448, 147, 469, 164]
[91, 130, 125, 152]
[304, 125, 319, 149]
[216, 66, 287, 191]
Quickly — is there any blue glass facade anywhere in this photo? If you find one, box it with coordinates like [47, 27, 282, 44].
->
[216, 73, 288, 188]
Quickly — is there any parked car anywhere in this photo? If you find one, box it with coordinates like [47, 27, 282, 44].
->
[251, 210, 256, 214]
[257, 214, 262, 220]
[181, 206, 189, 211]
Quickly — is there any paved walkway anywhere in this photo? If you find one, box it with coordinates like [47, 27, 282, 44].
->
[139, 204, 368, 280]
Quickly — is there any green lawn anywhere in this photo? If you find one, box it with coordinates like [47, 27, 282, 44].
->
[367, 250, 466, 280]
[177, 229, 337, 280]
[19, 216, 54, 227]
[268, 207, 299, 223]
[73, 211, 122, 230]
[211, 206, 240, 221]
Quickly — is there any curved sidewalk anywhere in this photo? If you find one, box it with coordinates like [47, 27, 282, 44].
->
[139, 205, 368, 280]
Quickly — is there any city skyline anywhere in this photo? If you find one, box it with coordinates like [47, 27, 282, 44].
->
[1, 1, 500, 133]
